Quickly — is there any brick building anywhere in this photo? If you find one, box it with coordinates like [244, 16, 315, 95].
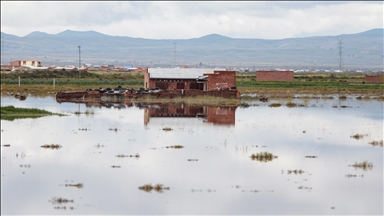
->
[365, 74, 384, 83]
[256, 70, 294, 81]
[144, 68, 236, 91]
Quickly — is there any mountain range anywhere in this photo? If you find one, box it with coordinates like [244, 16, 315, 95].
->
[1, 28, 383, 70]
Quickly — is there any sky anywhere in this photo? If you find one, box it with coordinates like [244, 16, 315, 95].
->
[1, 1, 383, 39]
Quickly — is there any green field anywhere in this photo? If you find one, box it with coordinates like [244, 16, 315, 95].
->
[1, 105, 66, 121]
[1, 70, 383, 97]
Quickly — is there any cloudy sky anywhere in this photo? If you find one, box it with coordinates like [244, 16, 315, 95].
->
[1, 1, 383, 39]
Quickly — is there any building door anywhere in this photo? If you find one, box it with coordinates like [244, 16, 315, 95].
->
[176, 82, 185, 89]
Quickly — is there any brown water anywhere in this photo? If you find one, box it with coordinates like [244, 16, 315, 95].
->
[1, 96, 383, 215]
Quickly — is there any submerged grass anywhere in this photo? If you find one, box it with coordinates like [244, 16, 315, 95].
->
[1, 105, 66, 121]
[138, 184, 170, 193]
[165, 145, 184, 149]
[350, 133, 367, 140]
[41, 144, 62, 149]
[250, 152, 278, 162]
[368, 140, 383, 147]
[351, 161, 373, 171]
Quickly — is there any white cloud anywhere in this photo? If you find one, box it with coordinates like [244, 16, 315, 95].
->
[1, 1, 383, 39]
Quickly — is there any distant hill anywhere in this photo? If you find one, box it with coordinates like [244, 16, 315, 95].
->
[1, 28, 383, 70]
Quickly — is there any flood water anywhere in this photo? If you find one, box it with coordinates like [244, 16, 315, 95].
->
[1, 95, 383, 215]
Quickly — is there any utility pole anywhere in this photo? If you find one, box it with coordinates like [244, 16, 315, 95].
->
[78, 46, 81, 78]
[338, 39, 343, 72]
[173, 41, 176, 68]
[1, 36, 3, 65]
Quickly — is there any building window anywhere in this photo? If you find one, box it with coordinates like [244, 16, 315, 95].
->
[156, 82, 168, 90]
[190, 83, 204, 90]
[176, 82, 185, 89]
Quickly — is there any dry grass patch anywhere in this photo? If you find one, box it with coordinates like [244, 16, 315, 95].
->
[268, 103, 282, 108]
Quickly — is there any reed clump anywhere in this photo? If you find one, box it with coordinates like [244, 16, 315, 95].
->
[41, 144, 62, 149]
[286, 102, 297, 108]
[138, 184, 170, 193]
[351, 161, 373, 171]
[268, 103, 282, 107]
[368, 140, 383, 147]
[165, 145, 184, 149]
[350, 133, 367, 140]
[250, 152, 278, 162]
[65, 183, 83, 188]
[116, 153, 140, 158]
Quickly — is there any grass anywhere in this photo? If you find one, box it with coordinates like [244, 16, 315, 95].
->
[236, 77, 384, 97]
[250, 152, 278, 162]
[2, 71, 383, 98]
[162, 127, 173, 131]
[351, 161, 373, 171]
[1, 105, 66, 121]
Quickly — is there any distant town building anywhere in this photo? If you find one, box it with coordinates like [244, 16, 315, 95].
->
[10, 60, 42, 67]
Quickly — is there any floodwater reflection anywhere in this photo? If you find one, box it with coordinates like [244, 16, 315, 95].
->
[143, 102, 237, 126]
[1, 96, 383, 215]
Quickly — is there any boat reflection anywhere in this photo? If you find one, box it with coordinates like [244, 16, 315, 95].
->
[143, 103, 237, 126]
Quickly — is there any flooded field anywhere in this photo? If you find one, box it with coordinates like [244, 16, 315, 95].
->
[1, 95, 383, 215]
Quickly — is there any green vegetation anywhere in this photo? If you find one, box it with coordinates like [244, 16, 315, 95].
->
[250, 152, 278, 162]
[236, 73, 383, 96]
[1, 105, 66, 121]
[1, 70, 144, 96]
[1, 71, 383, 97]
